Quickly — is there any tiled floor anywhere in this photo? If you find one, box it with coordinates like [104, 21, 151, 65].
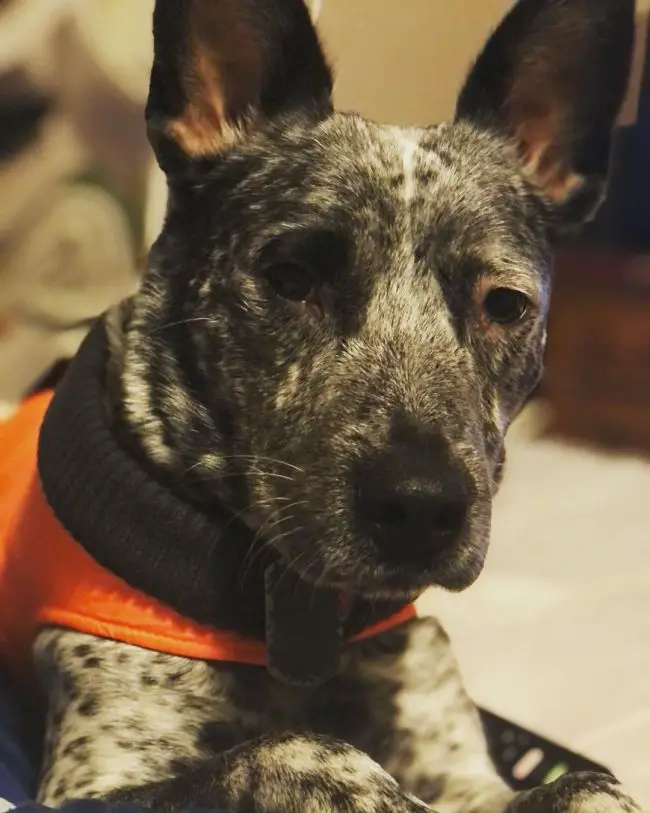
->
[416, 406, 650, 804]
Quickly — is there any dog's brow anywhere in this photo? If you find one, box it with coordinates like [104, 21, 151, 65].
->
[480, 252, 546, 304]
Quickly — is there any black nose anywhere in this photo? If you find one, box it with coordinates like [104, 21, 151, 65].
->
[355, 446, 471, 565]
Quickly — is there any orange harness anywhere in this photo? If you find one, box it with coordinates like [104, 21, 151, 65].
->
[0, 391, 416, 682]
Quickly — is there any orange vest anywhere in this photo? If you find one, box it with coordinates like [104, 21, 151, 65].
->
[0, 391, 416, 682]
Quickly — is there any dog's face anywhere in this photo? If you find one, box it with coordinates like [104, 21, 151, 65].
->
[146, 118, 552, 597]
[122, 0, 633, 600]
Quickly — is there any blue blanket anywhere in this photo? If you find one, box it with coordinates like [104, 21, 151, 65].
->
[0, 670, 35, 808]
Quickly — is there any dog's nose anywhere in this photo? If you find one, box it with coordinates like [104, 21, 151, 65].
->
[355, 449, 470, 564]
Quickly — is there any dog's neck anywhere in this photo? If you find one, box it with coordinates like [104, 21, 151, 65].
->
[38, 321, 408, 685]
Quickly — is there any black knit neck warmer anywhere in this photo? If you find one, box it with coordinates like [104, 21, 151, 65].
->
[37, 323, 407, 686]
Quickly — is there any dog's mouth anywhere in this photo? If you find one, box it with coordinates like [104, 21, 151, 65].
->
[253, 518, 488, 601]
[301, 549, 486, 599]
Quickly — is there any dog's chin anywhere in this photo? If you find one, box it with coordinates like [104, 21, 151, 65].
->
[274, 543, 486, 602]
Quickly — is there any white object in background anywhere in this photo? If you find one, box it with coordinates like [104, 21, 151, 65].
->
[144, 160, 168, 250]
[0, 186, 137, 418]
[308, 0, 323, 21]
[0, 324, 88, 421]
[69, 0, 155, 105]
[0, 0, 74, 72]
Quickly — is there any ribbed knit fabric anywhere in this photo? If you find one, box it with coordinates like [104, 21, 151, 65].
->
[36, 322, 410, 649]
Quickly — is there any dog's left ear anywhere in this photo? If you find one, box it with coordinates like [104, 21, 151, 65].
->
[456, 0, 635, 225]
[146, 0, 333, 174]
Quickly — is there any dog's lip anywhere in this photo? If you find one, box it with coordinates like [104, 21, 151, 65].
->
[297, 552, 484, 599]
[353, 565, 477, 595]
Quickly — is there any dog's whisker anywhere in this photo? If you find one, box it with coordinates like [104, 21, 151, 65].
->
[238, 538, 278, 591]
[205, 503, 257, 560]
[269, 547, 306, 597]
[220, 454, 304, 474]
[240, 522, 276, 576]
[238, 498, 309, 587]
[238, 501, 294, 588]
[296, 555, 320, 585]
[152, 316, 219, 333]
[249, 468, 295, 483]
[293, 551, 323, 604]
[291, 553, 328, 613]
[182, 468, 295, 483]
[257, 502, 308, 536]
[208, 494, 295, 564]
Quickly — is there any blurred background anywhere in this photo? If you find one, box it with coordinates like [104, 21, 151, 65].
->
[1, 0, 650, 803]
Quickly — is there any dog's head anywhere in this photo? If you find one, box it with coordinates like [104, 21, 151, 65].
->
[121, 0, 633, 600]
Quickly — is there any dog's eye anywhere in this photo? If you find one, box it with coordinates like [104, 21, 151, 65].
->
[265, 263, 315, 302]
[482, 287, 530, 325]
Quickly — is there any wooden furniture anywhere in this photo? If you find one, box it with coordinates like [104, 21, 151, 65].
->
[543, 249, 650, 455]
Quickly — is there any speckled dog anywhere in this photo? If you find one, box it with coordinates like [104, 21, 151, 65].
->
[31, 1, 641, 812]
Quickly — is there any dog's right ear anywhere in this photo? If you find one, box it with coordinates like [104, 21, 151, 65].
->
[147, 0, 333, 174]
[455, 0, 635, 227]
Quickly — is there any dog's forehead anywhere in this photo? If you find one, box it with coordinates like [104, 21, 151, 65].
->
[256, 113, 546, 274]
[353, 118, 533, 228]
[311, 115, 510, 188]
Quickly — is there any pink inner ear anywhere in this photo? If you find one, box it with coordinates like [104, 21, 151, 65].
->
[512, 100, 583, 204]
[166, 2, 264, 158]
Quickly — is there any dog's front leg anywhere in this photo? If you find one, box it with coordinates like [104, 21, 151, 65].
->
[352, 617, 515, 813]
[504, 774, 644, 813]
[108, 732, 430, 813]
[421, 765, 644, 813]
[373, 619, 644, 813]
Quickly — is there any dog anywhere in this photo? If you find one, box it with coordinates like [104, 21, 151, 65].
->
[7, 0, 642, 811]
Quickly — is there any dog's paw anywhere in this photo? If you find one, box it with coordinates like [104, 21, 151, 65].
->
[509, 773, 644, 813]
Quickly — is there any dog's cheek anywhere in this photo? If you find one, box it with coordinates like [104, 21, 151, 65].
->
[481, 417, 507, 493]
[501, 338, 546, 423]
[477, 319, 546, 430]
[491, 445, 507, 491]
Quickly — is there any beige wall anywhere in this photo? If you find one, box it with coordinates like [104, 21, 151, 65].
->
[317, 0, 649, 127]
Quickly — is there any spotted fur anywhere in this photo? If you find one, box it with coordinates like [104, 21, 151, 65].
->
[31, 1, 641, 813]
[36, 619, 515, 811]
